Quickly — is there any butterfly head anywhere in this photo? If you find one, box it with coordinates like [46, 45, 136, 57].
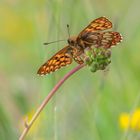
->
[67, 36, 77, 46]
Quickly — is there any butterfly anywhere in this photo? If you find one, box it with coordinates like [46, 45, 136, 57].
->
[37, 17, 122, 75]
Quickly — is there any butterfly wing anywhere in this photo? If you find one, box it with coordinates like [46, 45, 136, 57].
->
[82, 31, 122, 48]
[76, 17, 122, 48]
[37, 46, 72, 75]
[100, 31, 122, 48]
[77, 17, 112, 40]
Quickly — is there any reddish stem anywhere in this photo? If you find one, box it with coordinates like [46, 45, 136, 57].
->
[19, 64, 85, 140]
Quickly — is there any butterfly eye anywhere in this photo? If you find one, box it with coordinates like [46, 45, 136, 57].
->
[67, 39, 70, 44]
[68, 39, 75, 45]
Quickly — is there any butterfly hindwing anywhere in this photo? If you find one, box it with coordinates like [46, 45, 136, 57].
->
[37, 46, 72, 75]
[101, 31, 122, 48]
[82, 31, 122, 48]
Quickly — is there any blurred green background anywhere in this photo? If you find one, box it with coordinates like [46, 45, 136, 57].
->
[1, 0, 140, 140]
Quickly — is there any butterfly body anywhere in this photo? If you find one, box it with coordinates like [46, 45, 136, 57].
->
[37, 17, 122, 75]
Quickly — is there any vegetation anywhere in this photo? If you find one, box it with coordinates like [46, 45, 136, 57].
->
[0, 0, 140, 140]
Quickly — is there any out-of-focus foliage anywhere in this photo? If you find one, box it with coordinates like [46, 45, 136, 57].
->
[1, 0, 140, 140]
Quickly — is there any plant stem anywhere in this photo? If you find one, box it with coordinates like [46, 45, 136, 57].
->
[19, 64, 85, 140]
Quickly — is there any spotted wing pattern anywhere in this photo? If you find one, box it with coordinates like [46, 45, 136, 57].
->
[70, 47, 84, 64]
[77, 17, 112, 40]
[100, 31, 122, 48]
[37, 46, 72, 75]
[82, 31, 122, 48]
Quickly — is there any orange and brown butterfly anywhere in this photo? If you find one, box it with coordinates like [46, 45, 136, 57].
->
[37, 17, 122, 75]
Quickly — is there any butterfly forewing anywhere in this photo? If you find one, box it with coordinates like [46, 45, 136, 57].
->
[77, 17, 112, 40]
[37, 46, 72, 75]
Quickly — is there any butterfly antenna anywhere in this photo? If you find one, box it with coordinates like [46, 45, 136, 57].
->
[67, 24, 70, 38]
[44, 39, 65, 45]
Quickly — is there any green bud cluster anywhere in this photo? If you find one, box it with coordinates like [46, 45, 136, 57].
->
[83, 47, 111, 73]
